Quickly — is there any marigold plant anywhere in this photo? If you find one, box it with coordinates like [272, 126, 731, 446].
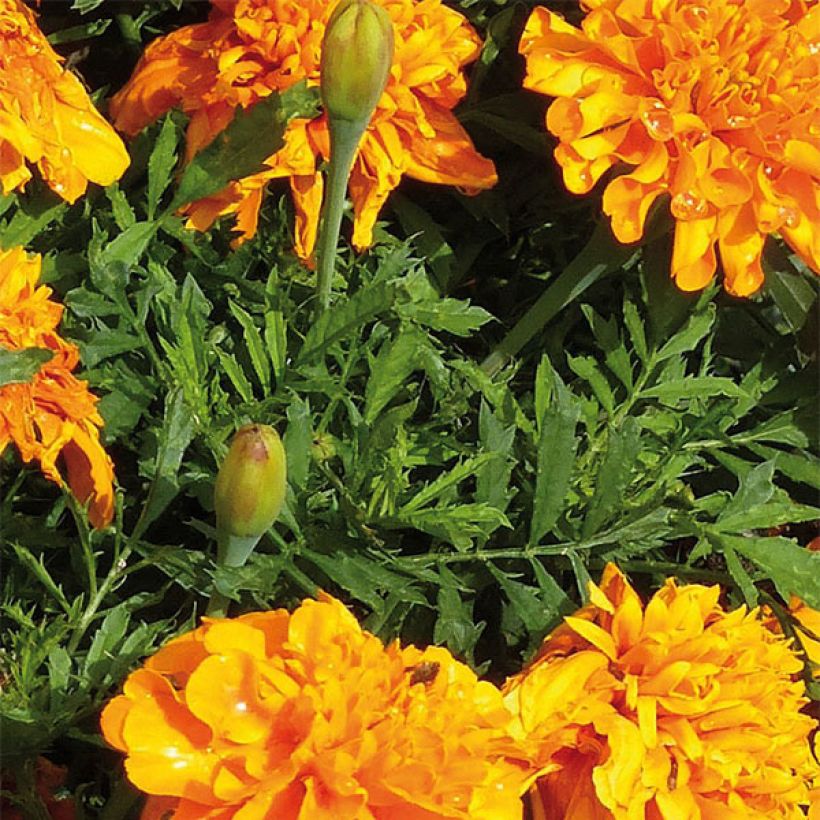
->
[101, 593, 531, 818]
[0, 247, 114, 529]
[503, 563, 820, 818]
[109, 0, 496, 262]
[0, 0, 128, 201]
[519, 0, 820, 296]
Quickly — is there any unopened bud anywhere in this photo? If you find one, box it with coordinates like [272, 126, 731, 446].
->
[320, 0, 394, 124]
[214, 424, 287, 539]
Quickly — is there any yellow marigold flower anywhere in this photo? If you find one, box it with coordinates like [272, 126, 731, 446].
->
[109, 0, 496, 261]
[0, 0, 129, 202]
[0, 247, 114, 529]
[100, 593, 531, 819]
[519, 0, 820, 296]
[504, 563, 820, 819]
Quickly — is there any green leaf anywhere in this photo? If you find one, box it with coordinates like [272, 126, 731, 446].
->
[717, 461, 775, 524]
[487, 564, 552, 638]
[0, 348, 51, 387]
[264, 310, 287, 384]
[720, 538, 759, 606]
[623, 299, 648, 363]
[147, 115, 180, 219]
[719, 534, 820, 609]
[284, 396, 312, 489]
[215, 349, 254, 403]
[655, 303, 715, 361]
[397, 298, 493, 337]
[476, 401, 516, 513]
[568, 353, 615, 413]
[137, 388, 196, 535]
[364, 329, 426, 424]
[581, 305, 633, 390]
[582, 417, 642, 537]
[640, 376, 749, 403]
[530, 379, 579, 544]
[298, 282, 396, 363]
[401, 454, 495, 514]
[171, 82, 320, 209]
[434, 571, 483, 657]
[229, 301, 271, 393]
[764, 264, 817, 333]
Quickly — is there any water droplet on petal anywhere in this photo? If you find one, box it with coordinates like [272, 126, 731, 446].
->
[641, 103, 674, 141]
[671, 191, 710, 220]
[726, 115, 750, 129]
[60, 147, 71, 161]
[778, 206, 799, 229]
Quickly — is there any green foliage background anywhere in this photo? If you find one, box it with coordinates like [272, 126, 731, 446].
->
[0, 0, 818, 814]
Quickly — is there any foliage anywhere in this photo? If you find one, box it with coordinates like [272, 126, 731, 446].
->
[0, 0, 817, 815]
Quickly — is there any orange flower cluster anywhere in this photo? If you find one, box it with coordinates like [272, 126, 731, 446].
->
[519, 0, 820, 296]
[503, 564, 820, 818]
[101, 594, 530, 819]
[0, 247, 114, 529]
[0, 0, 128, 202]
[109, 0, 496, 262]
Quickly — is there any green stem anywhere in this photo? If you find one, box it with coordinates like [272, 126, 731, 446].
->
[480, 221, 636, 378]
[206, 531, 263, 617]
[315, 118, 367, 314]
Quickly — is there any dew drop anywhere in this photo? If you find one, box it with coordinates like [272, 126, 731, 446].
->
[641, 103, 674, 141]
[809, 41, 820, 55]
[726, 115, 750, 128]
[60, 147, 71, 161]
[778, 206, 799, 228]
[670, 190, 709, 220]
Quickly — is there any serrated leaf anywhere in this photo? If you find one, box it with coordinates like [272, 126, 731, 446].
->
[264, 310, 287, 383]
[567, 354, 614, 413]
[530, 379, 579, 544]
[765, 265, 817, 332]
[720, 539, 759, 606]
[364, 329, 426, 424]
[401, 454, 495, 514]
[147, 115, 179, 219]
[582, 417, 642, 537]
[476, 401, 516, 513]
[384, 503, 510, 551]
[718, 461, 775, 525]
[392, 193, 454, 289]
[215, 349, 254, 402]
[229, 301, 271, 392]
[171, 82, 320, 209]
[434, 572, 483, 657]
[487, 564, 552, 637]
[582, 305, 633, 390]
[284, 396, 312, 489]
[719, 533, 820, 608]
[640, 376, 749, 403]
[396, 298, 493, 337]
[623, 299, 648, 363]
[0, 348, 51, 387]
[655, 303, 715, 360]
[298, 282, 396, 363]
[137, 388, 196, 534]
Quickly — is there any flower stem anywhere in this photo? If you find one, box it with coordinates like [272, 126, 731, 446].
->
[315, 118, 366, 313]
[480, 220, 635, 378]
[206, 531, 263, 617]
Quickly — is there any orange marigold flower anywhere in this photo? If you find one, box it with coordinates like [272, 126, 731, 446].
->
[109, 0, 496, 261]
[100, 593, 531, 819]
[0, 247, 114, 529]
[0, 0, 129, 202]
[519, 0, 820, 296]
[503, 563, 820, 818]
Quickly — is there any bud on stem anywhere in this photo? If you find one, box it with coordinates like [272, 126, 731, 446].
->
[315, 0, 395, 314]
[208, 424, 287, 617]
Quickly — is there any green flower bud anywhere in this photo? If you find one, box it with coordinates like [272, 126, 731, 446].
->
[320, 0, 394, 125]
[214, 424, 287, 540]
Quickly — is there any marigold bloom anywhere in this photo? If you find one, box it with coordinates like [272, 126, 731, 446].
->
[0, 247, 114, 528]
[109, 0, 496, 261]
[519, 0, 820, 296]
[504, 563, 820, 818]
[100, 593, 530, 819]
[0, 0, 129, 201]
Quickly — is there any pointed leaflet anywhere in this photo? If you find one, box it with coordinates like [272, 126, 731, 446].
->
[530, 376, 580, 545]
